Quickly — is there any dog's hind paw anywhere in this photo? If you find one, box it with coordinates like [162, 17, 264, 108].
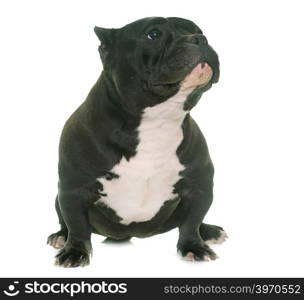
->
[47, 230, 67, 249]
[205, 230, 228, 245]
[199, 223, 228, 245]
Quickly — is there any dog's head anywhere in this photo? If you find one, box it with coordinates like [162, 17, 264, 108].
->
[95, 17, 219, 112]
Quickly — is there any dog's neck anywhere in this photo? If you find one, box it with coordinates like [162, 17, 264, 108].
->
[141, 89, 190, 122]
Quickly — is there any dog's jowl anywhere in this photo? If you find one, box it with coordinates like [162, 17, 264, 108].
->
[47, 17, 227, 267]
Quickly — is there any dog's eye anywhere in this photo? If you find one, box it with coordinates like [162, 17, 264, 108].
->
[147, 29, 162, 40]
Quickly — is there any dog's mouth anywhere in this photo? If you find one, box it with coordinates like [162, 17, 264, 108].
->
[180, 62, 213, 91]
[147, 60, 216, 98]
[151, 62, 212, 87]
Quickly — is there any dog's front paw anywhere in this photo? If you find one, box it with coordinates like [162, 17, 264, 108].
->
[55, 240, 91, 268]
[55, 247, 90, 268]
[178, 239, 218, 262]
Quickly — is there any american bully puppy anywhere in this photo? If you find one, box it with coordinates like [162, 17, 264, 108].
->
[47, 17, 227, 267]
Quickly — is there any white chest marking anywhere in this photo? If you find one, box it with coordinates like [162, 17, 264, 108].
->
[97, 90, 190, 225]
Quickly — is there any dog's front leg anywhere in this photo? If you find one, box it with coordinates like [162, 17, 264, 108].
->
[55, 188, 92, 267]
[177, 189, 218, 261]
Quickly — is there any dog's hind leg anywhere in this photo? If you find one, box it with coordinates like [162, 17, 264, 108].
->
[47, 195, 68, 249]
[199, 223, 228, 245]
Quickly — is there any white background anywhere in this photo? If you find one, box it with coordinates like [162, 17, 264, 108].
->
[0, 0, 303, 277]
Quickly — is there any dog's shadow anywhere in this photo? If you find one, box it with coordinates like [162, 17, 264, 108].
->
[102, 237, 133, 246]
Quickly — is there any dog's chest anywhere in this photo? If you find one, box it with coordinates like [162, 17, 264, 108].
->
[97, 92, 188, 225]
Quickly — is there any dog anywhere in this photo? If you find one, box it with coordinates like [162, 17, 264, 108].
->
[47, 17, 227, 267]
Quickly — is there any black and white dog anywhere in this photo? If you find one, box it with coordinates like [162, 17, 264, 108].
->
[47, 17, 227, 267]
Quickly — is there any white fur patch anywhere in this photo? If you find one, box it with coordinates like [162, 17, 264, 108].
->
[180, 251, 217, 262]
[205, 230, 228, 245]
[181, 63, 213, 92]
[97, 89, 191, 225]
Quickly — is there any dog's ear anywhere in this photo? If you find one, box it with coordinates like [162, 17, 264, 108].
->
[94, 27, 116, 64]
[94, 26, 115, 50]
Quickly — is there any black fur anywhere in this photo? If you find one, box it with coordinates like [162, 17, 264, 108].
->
[47, 17, 225, 267]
